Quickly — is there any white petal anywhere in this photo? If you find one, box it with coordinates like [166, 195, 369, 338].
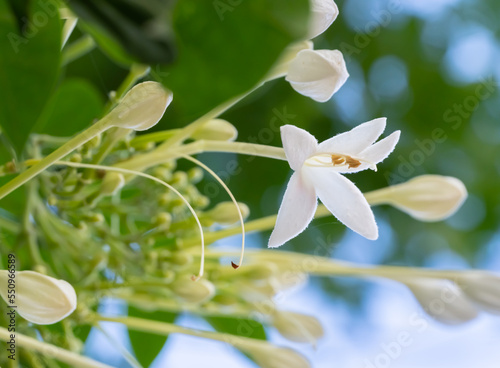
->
[308, 0, 339, 39]
[317, 118, 386, 155]
[268, 171, 317, 248]
[285, 49, 348, 102]
[306, 167, 378, 239]
[281, 125, 318, 171]
[359, 130, 400, 164]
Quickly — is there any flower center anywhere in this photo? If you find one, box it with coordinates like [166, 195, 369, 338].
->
[305, 153, 363, 169]
[331, 154, 362, 169]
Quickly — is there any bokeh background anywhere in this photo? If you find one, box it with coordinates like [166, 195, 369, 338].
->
[5, 0, 500, 366]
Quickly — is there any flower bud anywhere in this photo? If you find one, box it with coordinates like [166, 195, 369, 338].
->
[403, 278, 478, 325]
[456, 271, 500, 314]
[192, 119, 238, 142]
[169, 277, 215, 303]
[100, 172, 125, 196]
[0, 270, 77, 325]
[107, 81, 173, 131]
[272, 311, 324, 344]
[267, 41, 313, 80]
[206, 201, 250, 225]
[308, 0, 339, 39]
[285, 49, 349, 102]
[367, 175, 467, 222]
[252, 346, 311, 368]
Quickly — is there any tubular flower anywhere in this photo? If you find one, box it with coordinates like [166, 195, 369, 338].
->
[285, 49, 349, 102]
[0, 270, 77, 325]
[269, 118, 400, 247]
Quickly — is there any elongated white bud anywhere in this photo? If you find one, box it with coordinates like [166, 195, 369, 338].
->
[403, 278, 478, 325]
[0, 271, 77, 325]
[367, 175, 467, 222]
[456, 271, 500, 315]
[272, 311, 324, 344]
[192, 119, 238, 142]
[107, 81, 173, 131]
[285, 49, 349, 102]
[252, 346, 311, 368]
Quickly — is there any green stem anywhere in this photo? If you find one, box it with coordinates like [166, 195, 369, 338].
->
[0, 327, 113, 368]
[61, 34, 96, 66]
[159, 84, 263, 150]
[117, 140, 287, 172]
[103, 64, 150, 114]
[0, 215, 20, 233]
[0, 119, 110, 201]
[130, 129, 179, 147]
[95, 315, 275, 352]
[202, 250, 466, 281]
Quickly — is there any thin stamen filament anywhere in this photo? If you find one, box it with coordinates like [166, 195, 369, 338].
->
[180, 154, 246, 269]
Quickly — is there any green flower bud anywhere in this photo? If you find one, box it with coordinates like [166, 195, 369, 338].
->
[100, 172, 125, 196]
[171, 171, 188, 189]
[154, 212, 173, 229]
[187, 167, 204, 184]
[170, 277, 215, 303]
[206, 201, 250, 225]
[192, 119, 238, 142]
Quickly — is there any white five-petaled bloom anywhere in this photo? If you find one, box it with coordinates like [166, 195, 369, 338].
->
[308, 0, 339, 39]
[285, 49, 349, 102]
[107, 81, 173, 131]
[269, 118, 400, 247]
[0, 270, 77, 325]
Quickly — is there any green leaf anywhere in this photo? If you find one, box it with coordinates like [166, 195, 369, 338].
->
[35, 79, 104, 137]
[160, 0, 309, 120]
[0, 0, 61, 155]
[205, 316, 267, 340]
[68, 0, 176, 65]
[206, 316, 268, 365]
[128, 305, 177, 368]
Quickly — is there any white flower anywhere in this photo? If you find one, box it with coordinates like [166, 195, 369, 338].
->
[366, 175, 467, 221]
[107, 81, 173, 131]
[404, 278, 478, 325]
[0, 270, 77, 325]
[308, 0, 339, 39]
[285, 49, 348, 102]
[269, 118, 400, 247]
[456, 271, 500, 315]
